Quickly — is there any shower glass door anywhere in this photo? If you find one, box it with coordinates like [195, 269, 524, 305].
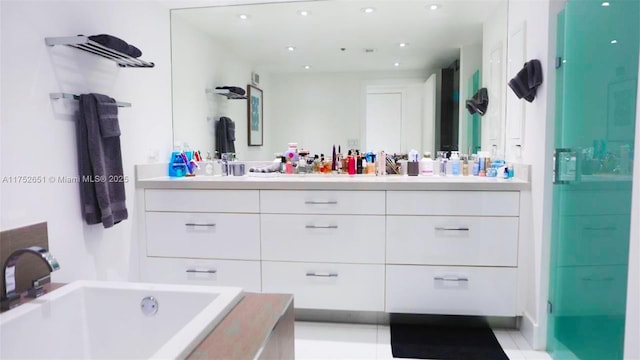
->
[547, 0, 639, 359]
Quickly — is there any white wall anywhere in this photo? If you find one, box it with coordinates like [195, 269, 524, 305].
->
[624, 55, 640, 360]
[482, 0, 508, 158]
[506, 0, 555, 350]
[268, 70, 427, 156]
[423, 74, 437, 156]
[0, 0, 173, 282]
[171, 14, 272, 160]
[458, 43, 483, 154]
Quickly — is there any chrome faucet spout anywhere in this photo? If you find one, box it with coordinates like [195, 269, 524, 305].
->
[1, 246, 60, 310]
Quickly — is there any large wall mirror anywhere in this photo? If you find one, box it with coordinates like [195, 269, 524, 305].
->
[171, 0, 508, 161]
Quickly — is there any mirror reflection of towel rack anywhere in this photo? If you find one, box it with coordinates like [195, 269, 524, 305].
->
[49, 92, 131, 108]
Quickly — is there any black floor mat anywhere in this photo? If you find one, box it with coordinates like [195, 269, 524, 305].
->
[390, 322, 509, 360]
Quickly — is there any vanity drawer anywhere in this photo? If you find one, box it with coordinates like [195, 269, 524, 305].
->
[262, 261, 384, 311]
[261, 214, 385, 264]
[387, 191, 519, 216]
[386, 265, 517, 316]
[145, 212, 260, 260]
[554, 265, 628, 316]
[557, 189, 631, 216]
[557, 215, 630, 266]
[141, 257, 261, 292]
[260, 190, 385, 215]
[386, 216, 518, 266]
[145, 189, 259, 213]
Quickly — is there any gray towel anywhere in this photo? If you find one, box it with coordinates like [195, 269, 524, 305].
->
[76, 94, 128, 228]
[215, 116, 236, 156]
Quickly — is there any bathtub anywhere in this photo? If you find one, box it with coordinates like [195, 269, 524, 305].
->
[0, 281, 243, 359]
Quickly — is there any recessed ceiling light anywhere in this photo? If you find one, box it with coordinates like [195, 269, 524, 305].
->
[362, 7, 376, 14]
[238, 14, 249, 20]
[429, 4, 440, 10]
[298, 10, 310, 16]
[304, 65, 311, 70]
[601, 2, 610, 6]
[611, 39, 618, 44]
[287, 46, 296, 51]
[394, 62, 400, 67]
[399, 42, 408, 48]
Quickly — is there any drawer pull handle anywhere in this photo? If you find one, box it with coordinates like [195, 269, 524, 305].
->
[185, 223, 216, 227]
[305, 225, 339, 229]
[434, 276, 469, 282]
[584, 226, 616, 231]
[435, 227, 470, 231]
[305, 201, 338, 205]
[186, 269, 217, 274]
[306, 272, 338, 277]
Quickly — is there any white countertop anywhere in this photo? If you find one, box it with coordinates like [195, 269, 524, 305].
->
[136, 173, 529, 191]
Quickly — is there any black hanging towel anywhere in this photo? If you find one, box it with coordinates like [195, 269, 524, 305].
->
[466, 88, 489, 116]
[508, 59, 543, 102]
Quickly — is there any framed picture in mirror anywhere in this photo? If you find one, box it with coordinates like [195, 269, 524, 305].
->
[248, 85, 263, 146]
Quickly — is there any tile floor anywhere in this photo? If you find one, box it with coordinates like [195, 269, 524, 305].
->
[295, 321, 552, 360]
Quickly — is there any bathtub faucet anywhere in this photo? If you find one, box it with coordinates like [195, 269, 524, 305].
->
[1, 246, 60, 311]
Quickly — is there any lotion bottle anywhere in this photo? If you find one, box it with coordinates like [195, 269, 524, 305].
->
[420, 152, 434, 176]
[450, 151, 461, 176]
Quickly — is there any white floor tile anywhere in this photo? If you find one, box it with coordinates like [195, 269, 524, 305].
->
[295, 321, 378, 359]
[504, 349, 527, 360]
[521, 350, 553, 360]
[493, 330, 520, 351]
[510, 331, 533, 351]
[376, 325, 393, 359]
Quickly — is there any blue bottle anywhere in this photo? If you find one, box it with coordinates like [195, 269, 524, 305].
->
[472, 156, 480, 176]
[169, 146, 187, 177]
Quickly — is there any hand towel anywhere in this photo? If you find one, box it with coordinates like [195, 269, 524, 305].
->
[508, 59, 543, 102]
[76, 94, 128, 228]
[215, 86, 246, 96]
[88, 34, 143, 58]
[466, 88, 489, 115]
[215, 116, 236, 155]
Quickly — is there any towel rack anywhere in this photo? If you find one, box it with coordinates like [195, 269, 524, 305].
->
[45, 36, 154, 68]
[50, 93, 132, 108]
[206, 88, 247, 100]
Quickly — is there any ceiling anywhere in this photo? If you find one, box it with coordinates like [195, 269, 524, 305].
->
[172, 0, 504, 73]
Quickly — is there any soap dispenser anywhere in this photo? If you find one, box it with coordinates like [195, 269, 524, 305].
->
[451, 151, 461, 176]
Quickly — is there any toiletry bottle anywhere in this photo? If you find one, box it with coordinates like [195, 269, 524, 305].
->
[204, 152, 214, 175]
[320, 154, 326, 173]
[285, 159, 293, 174]
[313, 155, 320, 173]
[356, 151, 363, 174]
[348, 151, 356, 175]
[478, 154, 486, 176]
[420, 152, 433, 176]
[508, 164, 515, 178]
[438, 151, 448, 176]
[280, 156, 287, 173]
[462, 155, 469, 176]
[450, 151, 461, 176]
[472, 155, 480, 176]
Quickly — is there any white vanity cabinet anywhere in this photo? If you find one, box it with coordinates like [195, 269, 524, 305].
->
[385, 191, 520, 316]
[260, 190, 386, 311]
[137, 180, 524, 317]
[141, 189, 262, 292]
